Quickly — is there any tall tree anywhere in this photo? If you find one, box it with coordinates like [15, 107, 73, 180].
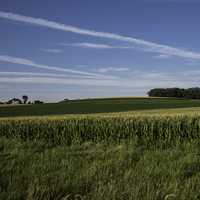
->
[22, 95, 28, 104]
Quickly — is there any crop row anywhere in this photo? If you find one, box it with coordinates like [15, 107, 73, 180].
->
[0, 115, 200, 146]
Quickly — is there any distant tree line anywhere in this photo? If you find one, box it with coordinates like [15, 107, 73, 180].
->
[148, 88, 200, 99]
[1, 95, 44, 105]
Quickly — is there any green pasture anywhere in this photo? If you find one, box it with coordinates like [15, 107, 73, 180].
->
[1, 97, 200, 117]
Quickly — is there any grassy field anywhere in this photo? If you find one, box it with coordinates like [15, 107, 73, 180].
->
[2, 137, 200, 200]
[1, 97, 200, 117]
[1, 98, 200, 199]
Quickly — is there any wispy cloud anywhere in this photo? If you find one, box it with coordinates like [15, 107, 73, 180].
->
[0, 55, 115, 79]
[1, 70, 200, 101]
[63, 42, 134, 49]
[64, 43, 114, 49]
[154, 54, 172, 59]
[95, 67, 130, 73]
[40, 49, 61, 53]
[1, 11, 200, 60]
[0, 70, 199, 89]
[0, 71, 101, 79]
[0, 76, 121, 87]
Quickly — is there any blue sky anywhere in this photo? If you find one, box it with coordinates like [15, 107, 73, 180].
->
[0, 0, 200, 101]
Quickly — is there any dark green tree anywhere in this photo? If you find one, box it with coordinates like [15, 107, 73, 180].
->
[22, 95, 28, 104]
[148, 88, 200, 99]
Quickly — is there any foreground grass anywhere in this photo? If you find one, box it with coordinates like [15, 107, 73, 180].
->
[1, 97, 200, 117]
[1, 137, 200, 200]
[2, 107, 200, 199]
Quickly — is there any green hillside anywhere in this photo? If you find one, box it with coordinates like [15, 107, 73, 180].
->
[1, 97, 200, 117]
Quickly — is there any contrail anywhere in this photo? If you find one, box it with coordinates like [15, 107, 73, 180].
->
[0, 11, 200, 60]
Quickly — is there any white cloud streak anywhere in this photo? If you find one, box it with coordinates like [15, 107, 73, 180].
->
[95, 67, 130, 73]
[63, 42, 134, 49]
[0, 55, 116, 79]
[0, 71, 102, 79]
[0, 11, 200, 60]
[154, 54, 172, 59]
[40, 49, 61, 53]
[0, 77, 122, 87]
[0, 70, 199, 90]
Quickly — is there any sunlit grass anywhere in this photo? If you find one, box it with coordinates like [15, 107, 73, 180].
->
[1, 99, 200, 199]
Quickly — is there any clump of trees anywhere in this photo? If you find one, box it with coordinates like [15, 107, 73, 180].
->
[1, 95, 44, 105]
[7, 98, 22, 104]
[34, 100, 44, 104]
[148, 87, 200, 99]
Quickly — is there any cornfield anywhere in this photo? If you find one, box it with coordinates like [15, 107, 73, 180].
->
[1, 114, 200, 146]
[2, 114, 200, 199]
